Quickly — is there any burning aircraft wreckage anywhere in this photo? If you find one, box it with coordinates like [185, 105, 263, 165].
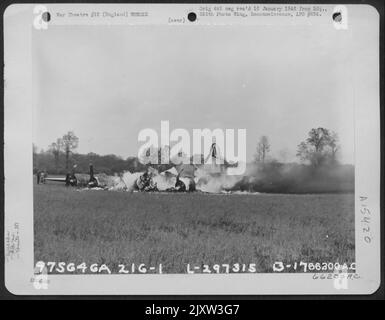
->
[45, 143, 252, 194]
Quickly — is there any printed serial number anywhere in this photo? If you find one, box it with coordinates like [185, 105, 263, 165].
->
[273, 261, 356, 272]
[35, 262, 163, 274]
[187, 263, 257, 274]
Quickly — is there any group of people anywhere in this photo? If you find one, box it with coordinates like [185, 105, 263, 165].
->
[135, 169, 195, 192]
[36, 170, 47, 184]
[136, 171, 158, 191]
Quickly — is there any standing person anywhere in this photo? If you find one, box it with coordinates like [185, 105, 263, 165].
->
[65, 173, 70, 187]
[40, 170, 46, 184]
[36, 170, 40, 184]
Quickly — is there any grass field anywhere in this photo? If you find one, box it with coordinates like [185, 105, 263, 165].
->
[34, 183, 355, 273]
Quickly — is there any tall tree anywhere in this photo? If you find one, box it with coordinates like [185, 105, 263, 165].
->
[328, 131, 339, 163]
[48, 138, 62, 170]
[60, 131, 79, 170]
[255, 136, 270, 163]
[296, 128, 339, 166]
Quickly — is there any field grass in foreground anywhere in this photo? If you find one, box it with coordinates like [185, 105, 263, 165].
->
[34, 184, 354, 273]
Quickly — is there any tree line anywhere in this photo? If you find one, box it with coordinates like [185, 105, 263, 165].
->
[249, 128, 353, 193]
[33, 128, 353, 193]
[255, 127, 340, 167]
[33, 131, 146, 175]
[34, 127, 347, 175]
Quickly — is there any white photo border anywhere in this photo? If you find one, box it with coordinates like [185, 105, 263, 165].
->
[3, 3, 381, 295]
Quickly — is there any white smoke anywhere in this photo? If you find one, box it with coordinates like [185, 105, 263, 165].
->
[109, 171, 142, 191]
[107, 163, 252, 193]
[152, 173, 176, 191]
[194, 166, 243, 193]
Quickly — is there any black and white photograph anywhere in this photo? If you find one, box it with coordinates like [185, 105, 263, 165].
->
[3, 3, 381, 296]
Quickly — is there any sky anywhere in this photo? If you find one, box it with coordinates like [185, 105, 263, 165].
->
[32, 23, 359, 164]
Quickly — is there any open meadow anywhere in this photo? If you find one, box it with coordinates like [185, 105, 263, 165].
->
[34, 183, 355, 274]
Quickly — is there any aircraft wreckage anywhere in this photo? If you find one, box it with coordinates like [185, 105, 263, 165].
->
[44, 143, 239, 193]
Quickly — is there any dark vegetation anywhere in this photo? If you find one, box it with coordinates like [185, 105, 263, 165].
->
[34, 127, 354, 194]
